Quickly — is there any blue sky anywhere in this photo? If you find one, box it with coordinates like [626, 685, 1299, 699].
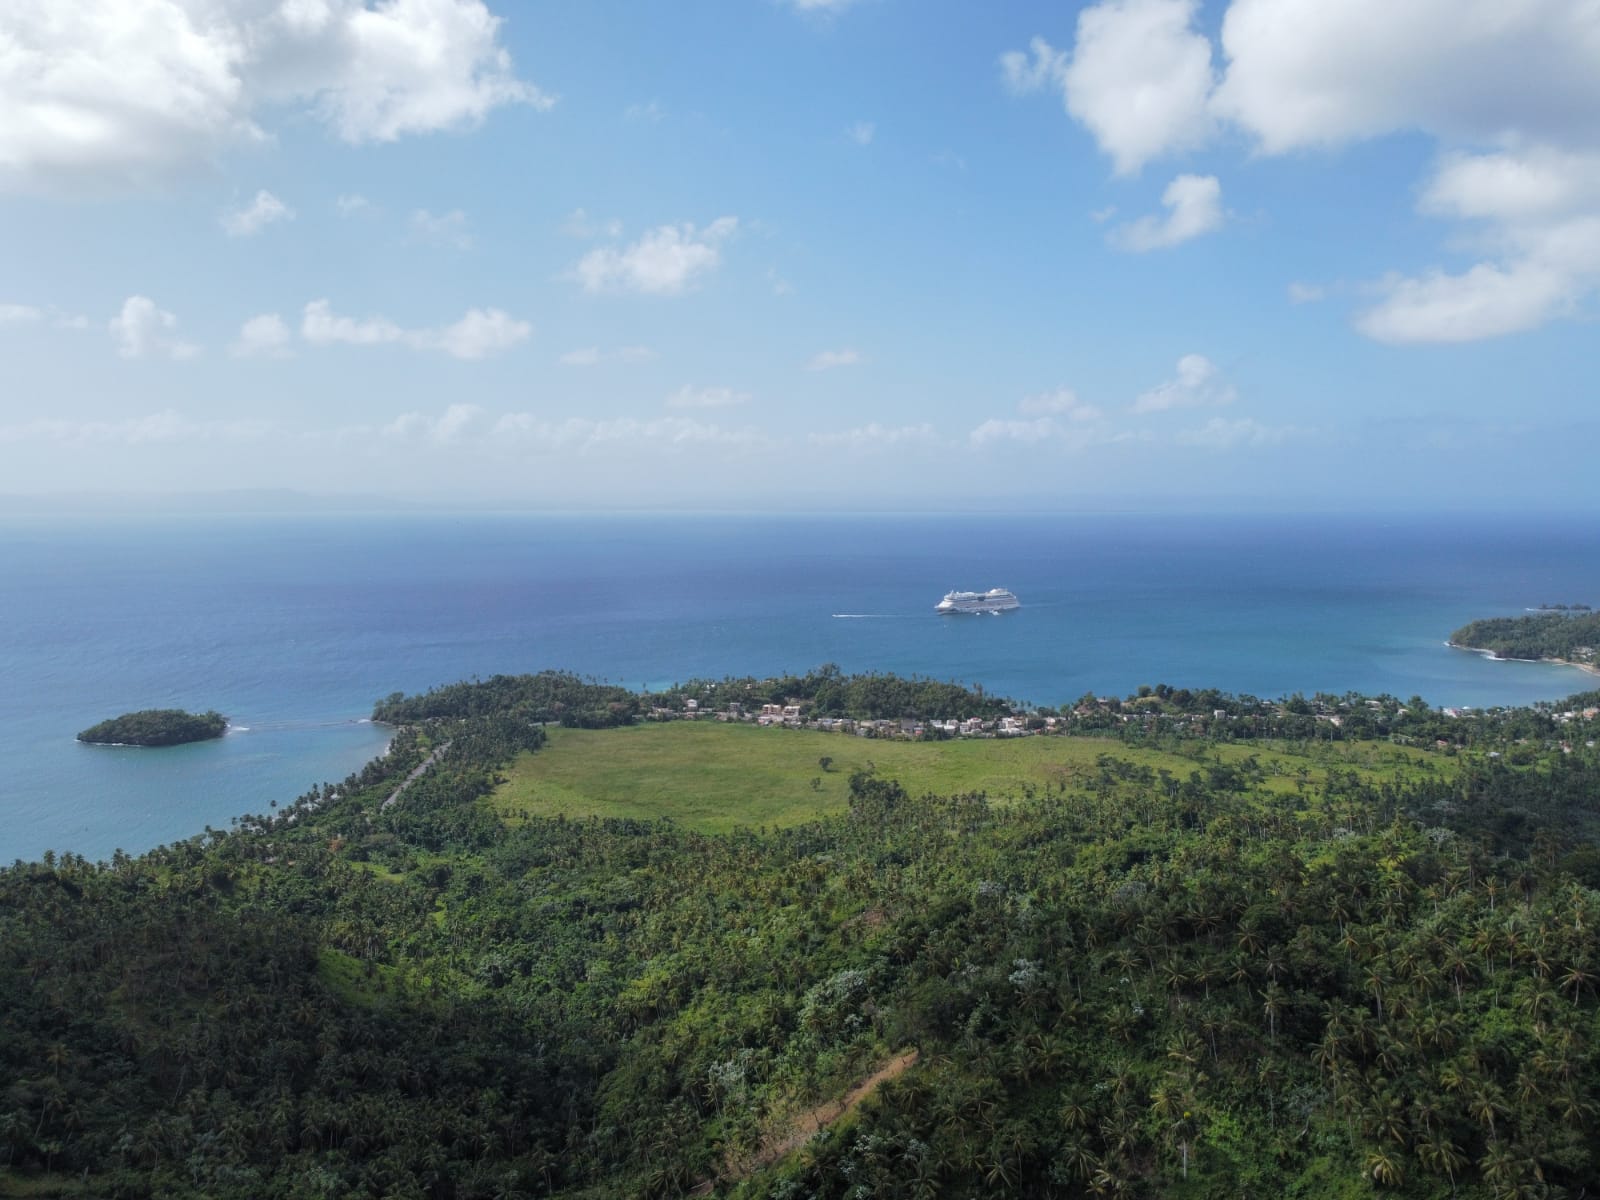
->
[1, 0, 1597, 510]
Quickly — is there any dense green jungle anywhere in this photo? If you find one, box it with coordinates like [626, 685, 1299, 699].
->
[1450, 612, 1600, 669]
[6, 670, 1600, 1199]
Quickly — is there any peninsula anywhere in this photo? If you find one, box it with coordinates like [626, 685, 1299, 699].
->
[76, 708, 228, 747]
[1449, 610, 1600, 674]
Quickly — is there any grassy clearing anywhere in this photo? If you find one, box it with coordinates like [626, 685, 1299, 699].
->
[487, 722, 1441, 834]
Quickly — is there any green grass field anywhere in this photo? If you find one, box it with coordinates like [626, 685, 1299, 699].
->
[487, 721, 1441, 833]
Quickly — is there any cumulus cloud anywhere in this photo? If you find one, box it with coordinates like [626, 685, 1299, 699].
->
[810, 423, 940, 449]
[1131, 354, 1235, 413]
[109, 296, 199, 360]
[561, 209, 623, 239]
[1017, 388, 1103, 420]
[408, 208, 472, 250]
[1108, 174, 1223, 250]
[559, 345, 654, 367]
[0, 0, 552, 194]
[571, 218, 739, 295]
[624, 100, 664, 123]
[221, 190, 293, 237]
[1176, 416, 1304, 450]
[231, 313, 294, 358]
[299, 299, 528, 358]
[1357, 147, 1600, 342]
[846, 121, 875, 146]
[1357, 262, 1579, 344]
[383, 403, 484, 443]
[970, 387, 1112, 448]
[807, 348, 862, 371]
[666, 385, 750, 409]
[1007, 0, 1600, 341]
[337, 193, 373, 216]
[0, 410, 267, 445]
[0, 304, 43, 325]
[492, 414, 769, 452]
[1287, 282, 1326, 304]
[414, 308, 530, 359]
[301, 299, 404, 347]
[1003, 1, 1215, 176]
[1211, 0, 1600, 155]
[970, 417, 1062, 446]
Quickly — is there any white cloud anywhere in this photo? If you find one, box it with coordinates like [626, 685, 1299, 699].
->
[221, 190, 293, 237]
[970, 387, 1114, 448]
[492, 414, 769, 452]
[1000, 37, 1068, 96]
[571, 218, 739, 295]
[409, 208, 472, 249]
[624, 100, 664, 123]
[384, 403, 484, 443]
[1017, 388, 1102, 420]
[810, 423, 940, 449]
[413, 308, 530, 359]
[970, 417, 1062, 446]
[559, 345, 655, 367]
[1356, 262, 1579, 344]
[1357, 146, 1600, 343]
[336, 193, 373, 216]
[666, 385, 750, 409]
[1213, 0, 1600, 155]
[1008, 0, 1600, 342]
[300, 299, 526, 357]
[0, 0, 551, 194]
[1109, 174, 1223, 250]
[1132, 354, 1235, 413]
[562, 208, 623, 239]
[109, 296, 199, 360]
[1006, 1, 1216, 176]
[1177, 416, 1303, 450]
[1287, 282, 1326, 304]
[301, 299, 404, 347]
[0, 304, 43, 325]
[0, 410, 266, 445]
[807, 348, 862, 371]
[231, 312, 293, 358]
[847, 121, 875, 146]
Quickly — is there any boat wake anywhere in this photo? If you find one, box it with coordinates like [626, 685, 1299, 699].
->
[832, 613, 908, 619]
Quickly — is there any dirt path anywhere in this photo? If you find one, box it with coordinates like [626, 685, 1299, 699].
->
[742, 1049, 920, 1175]
[380, 741, 451, 810]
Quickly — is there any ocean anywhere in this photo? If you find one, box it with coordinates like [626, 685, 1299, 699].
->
[3, 511, 1598, 864]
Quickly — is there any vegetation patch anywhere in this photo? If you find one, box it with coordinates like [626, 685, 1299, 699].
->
[75, 708, 226, 747]
[487, 721, 1439, 833]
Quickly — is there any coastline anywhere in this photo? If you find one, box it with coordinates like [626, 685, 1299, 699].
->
[1447, 641, 1600, 679]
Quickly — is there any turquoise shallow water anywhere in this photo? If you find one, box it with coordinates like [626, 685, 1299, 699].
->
[2, 511, 1597, 864]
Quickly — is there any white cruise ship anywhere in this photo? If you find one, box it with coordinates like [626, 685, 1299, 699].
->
[935, 588, 1020, 614]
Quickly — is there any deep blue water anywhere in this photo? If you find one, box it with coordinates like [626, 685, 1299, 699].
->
[3, 512, 1598, 864]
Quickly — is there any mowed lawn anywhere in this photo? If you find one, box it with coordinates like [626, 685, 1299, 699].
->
[487, 721, 1438, 833]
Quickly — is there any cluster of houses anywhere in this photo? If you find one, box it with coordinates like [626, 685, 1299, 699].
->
[647, 698, 1044, 740]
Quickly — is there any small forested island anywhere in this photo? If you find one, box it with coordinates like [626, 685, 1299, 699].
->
[9, 667, 1600, 1197]
[75, 708, 228, 747]
[1450, 609, 1600, 671]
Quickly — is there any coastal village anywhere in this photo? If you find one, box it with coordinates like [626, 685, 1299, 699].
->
[648, 693, 1600, 745]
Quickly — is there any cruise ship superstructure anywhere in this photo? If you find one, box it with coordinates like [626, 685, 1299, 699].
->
[935, 588, 1020, 614]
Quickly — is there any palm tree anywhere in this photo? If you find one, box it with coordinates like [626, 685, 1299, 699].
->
[1366, 1146, 1405, 1187]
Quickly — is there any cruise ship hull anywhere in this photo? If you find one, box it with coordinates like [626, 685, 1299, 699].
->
[936, 589, 1020, 614]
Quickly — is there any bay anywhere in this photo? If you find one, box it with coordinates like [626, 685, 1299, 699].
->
[2, 511, 1597, 864]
